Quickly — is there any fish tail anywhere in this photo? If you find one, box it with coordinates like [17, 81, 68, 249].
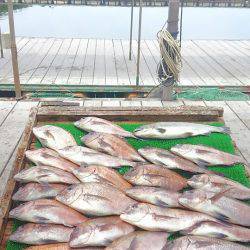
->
[218, 126, 231, 134]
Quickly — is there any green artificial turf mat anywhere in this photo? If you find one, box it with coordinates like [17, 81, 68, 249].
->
[7, 122, 250, 249]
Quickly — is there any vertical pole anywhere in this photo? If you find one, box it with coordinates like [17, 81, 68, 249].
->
[0, 24, 4, 58]
[128, 0, 134, 60]
[8, 0, 22, 99]
[136, 0, 142, 85]
[167, 0, 180, 39]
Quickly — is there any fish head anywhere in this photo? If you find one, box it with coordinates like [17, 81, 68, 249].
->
[9, 201, 32, 219]
[70, 224, 93, 247]
[171, 144, 194, 155]
[133, 126, 153, 138]
[74, 117, 94, 129]
[120, 203, 149, 224]
[123, 167, 141, 183]
[56, 184, 81, 205]
[73, 166, 100, 182]
[188, 174, 211, 189]
[178, 190, 210, 209]
[81, 132, 101, 145]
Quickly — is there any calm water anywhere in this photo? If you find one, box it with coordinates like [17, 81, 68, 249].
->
[0, 5, 250, 39]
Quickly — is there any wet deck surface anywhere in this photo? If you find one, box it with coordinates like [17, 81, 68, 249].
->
[0, 38, 250, 87]
[0, 99, 250, 199]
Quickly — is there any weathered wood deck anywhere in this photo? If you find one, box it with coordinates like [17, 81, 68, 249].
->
[0, 38, 249, 88]
[0, 99, 250, 200]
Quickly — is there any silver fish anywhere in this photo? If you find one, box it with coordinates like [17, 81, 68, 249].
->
[188, 174, 250, 200]
[9, 199, 87, 227]
[73, 165, 132, 191]
[57, 146, 136, 168]
[33, 125, 77, 151]
[26, 244, 103, 250]
[14, 165, 80, 184]
[179, 189, 250, 227]
[106, 231, 169, 250]
[9, 223, 73, 245]
[125, 186, 182, 208]
[74, 117, 135, 138]
[181, 221, 250, 242]
[138, 147, 211, 174]
[120, 203, 217, 232]
[171, 144, 244, 166]
[70, 216, 135, 247]
[56, 183, 137, 216]
[25, 148, 79, 173]
[81, 132, 145, 162]
[164, 236, 248, 250]
[133, 122, 230, 139]
[12, 183, 67, 201]
[123, 164, 187, 191]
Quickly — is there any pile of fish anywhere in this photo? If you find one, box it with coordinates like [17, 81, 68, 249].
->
[9, 117, 250, 249]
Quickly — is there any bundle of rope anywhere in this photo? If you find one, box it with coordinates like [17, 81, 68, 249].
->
[157, 29, 182, 84]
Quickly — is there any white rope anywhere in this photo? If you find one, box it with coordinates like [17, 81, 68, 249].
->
[157, 29, 182, 83]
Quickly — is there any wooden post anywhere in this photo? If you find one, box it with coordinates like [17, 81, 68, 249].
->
[0, 24, 3, 58]
[136, 0, 142, 86]
[167, 0, 180, 39]
[128, 0, 134, 60]
[8, 0, 22, 99]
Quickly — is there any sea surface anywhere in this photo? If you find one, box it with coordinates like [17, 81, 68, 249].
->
[0, 5, 250, 39]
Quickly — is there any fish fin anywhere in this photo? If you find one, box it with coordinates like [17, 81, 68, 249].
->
[33, 216, 51, 223]
[157, 128, 166, 134]
[128, 237, 138, 250]
[210, 188, 232, 202]
[152, 213, 175, 221]
[214, 212, 230, 222]
[41, 153, 53, 159]
[209, 232, 228, 239]
[154, 198, 170, 207]
[45, 130, 55, 140]
[41, 239, 60, 244]
[219, 126, 231, 134]
[195, 159, 209, 167]
[97, 224, 114, 232]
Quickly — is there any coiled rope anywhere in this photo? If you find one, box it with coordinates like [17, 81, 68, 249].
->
[157, 29, 182, 83]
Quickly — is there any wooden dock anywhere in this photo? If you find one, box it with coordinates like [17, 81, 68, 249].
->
[0, 38, 250, 88]
[0, 99, 250, 199]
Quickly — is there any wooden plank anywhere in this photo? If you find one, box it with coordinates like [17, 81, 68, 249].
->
[26, 39, 64, 85]
[226, 101, 250, 130]
[40, 39, 72, 85]
[0, 38, 40, 83]
[181, 41, 219, 86]
[204, 101, 248, 132]
[0, 106, 38, 244]
[80, 39, 97, 85]
[67, 39, 88, 85]
[121, 40, 143, 85]
[131, 40, 156, 86]
[101, 99, 121, 107]
[188, 40, 242, 86]
[120, 100, 142, 107]
[113, 39, 131, 85]
[20, 38, 56, 85]
[193, 40, 248, 85]
[83, 99, 102, 107]
[105, 40, 118, 85]
[0, 101, 17, 126]
[0, 101, 38, 178]
[141, 99, 163, 107]
[37, 105, 223, 122]
[92, 39, 105, 85]
[54, 39, 81, 85]
[162, 100, 184, 107]
[183, 100, 206, 107]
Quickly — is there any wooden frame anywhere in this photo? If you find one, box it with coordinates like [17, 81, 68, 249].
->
[0, 105, 224, 246]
